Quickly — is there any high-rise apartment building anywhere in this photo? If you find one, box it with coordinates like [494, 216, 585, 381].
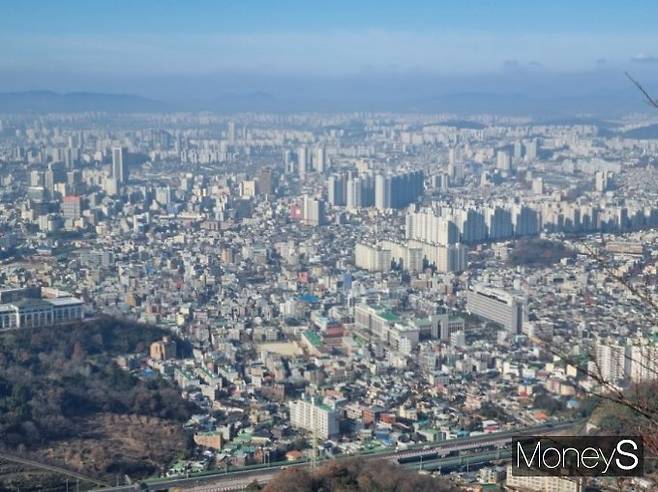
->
[62, 195, 82, 220]
[314, 146, 326, 173]
[355, 243, 391, 272]
[496, 149, 511, 172]
[112, 146, 126, 184]
[297, 146, 308, 177]
[327, 174, 347, 206]
[289, 397, 339, 439]
[302, 196, 326, 226]
[374, 171, 424, 210]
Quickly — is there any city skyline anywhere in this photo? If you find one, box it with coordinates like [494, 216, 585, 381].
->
[1, 3, 658, 491]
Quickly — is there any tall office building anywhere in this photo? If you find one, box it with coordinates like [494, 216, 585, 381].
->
[466, 285, 525, 334]
[289, 397, 339, 439]
[112, 146, 126, 184]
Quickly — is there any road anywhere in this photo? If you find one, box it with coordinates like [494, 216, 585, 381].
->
[89, 420, 578, 492]
[408, 448, 513, 472]
[0, 451, 109, 487]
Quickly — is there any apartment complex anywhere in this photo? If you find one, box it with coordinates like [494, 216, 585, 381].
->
[289, 396, 339, 439]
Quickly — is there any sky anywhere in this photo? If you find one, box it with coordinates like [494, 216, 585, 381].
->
[2, 0, 658, 112]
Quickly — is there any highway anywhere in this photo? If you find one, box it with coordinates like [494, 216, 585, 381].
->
[88, 419, 578, 492]
[405, 448, 512, 472]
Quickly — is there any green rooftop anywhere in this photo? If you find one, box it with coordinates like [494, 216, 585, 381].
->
[377, 310, 399, 322]
[303, 329, 323, 348]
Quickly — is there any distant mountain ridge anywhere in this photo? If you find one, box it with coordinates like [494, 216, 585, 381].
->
[0, 88, 653, 116]
[0, 90, 168, 113]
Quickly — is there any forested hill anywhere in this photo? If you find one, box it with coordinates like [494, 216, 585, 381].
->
[0, 318, 197, 482]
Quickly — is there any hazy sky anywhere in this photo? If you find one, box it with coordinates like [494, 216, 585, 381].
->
[2, 0, 658, 111]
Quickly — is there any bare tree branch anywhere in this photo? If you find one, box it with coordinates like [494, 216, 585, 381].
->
[626, 72, 658, 108]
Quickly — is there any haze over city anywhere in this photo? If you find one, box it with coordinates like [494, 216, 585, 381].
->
[3, 1, 658, 114]
[1, 2, 658, 492]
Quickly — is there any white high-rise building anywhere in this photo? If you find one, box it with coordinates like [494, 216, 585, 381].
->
[496, 149, 511, 172]
[156, 186, 172, 206]
[112, 146, 126, 184]
[595, 170, 611, 192]
[327, 175, 346, 206]
[448, 147, 464, 181]
[314, 146, 326, 173]
[302, 196, 326, 226]
[467, 285, 525, 334]
[405, 210, 458, 246]
[506, 465, 581, 492]
[532, 177, 544, 195]
[513, 141, 524, 160]
[355, 243, 392, 272]
[628, 338, 658, 383]
[375, 174, 390, 210]
[593, 337, 629, 385]
[525, 138, 538, 160]
[227, 121, 236, 144]
[437, 243, 466, 273]
[289, 397, 339, 439]
[297, 146, 308, 177]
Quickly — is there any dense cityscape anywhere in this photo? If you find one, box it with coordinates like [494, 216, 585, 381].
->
[1, 109, 658, 491]
[4, 2, 658, 492]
